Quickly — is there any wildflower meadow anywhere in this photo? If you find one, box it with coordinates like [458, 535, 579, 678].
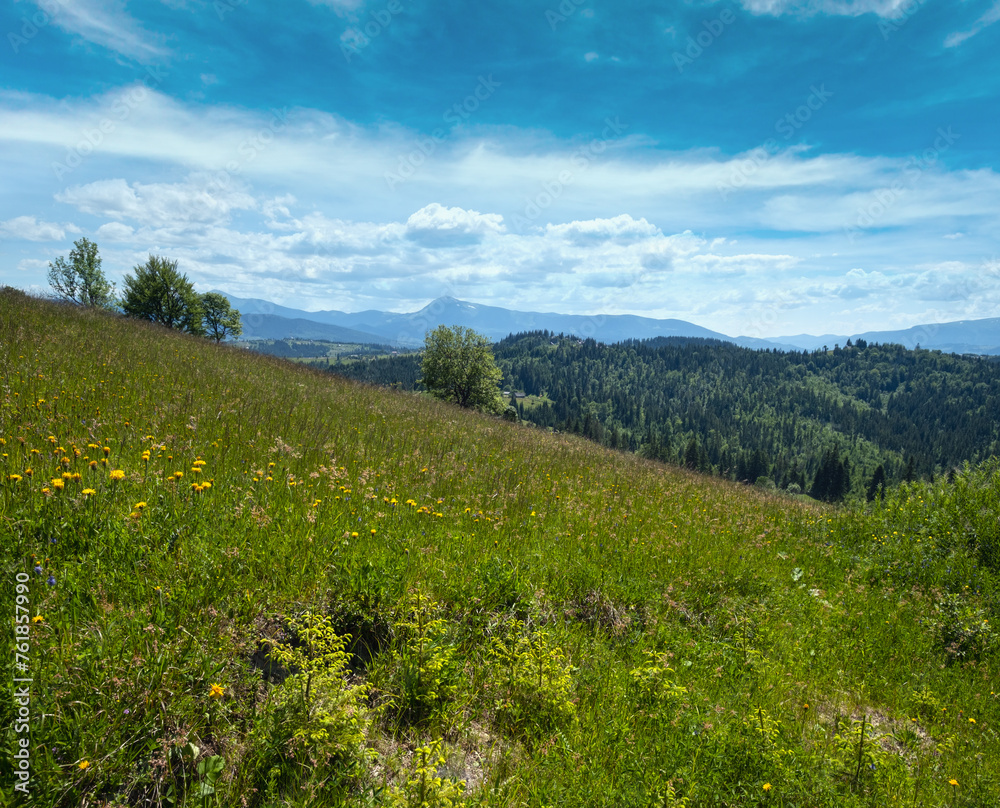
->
[1, 288, 997, 807]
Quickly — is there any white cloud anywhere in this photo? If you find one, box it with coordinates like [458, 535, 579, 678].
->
[56, 177, 257, 228]
[945, 1, 1000, 47]
[405, 203, 505, 246]
[0, 216, 77, 241]
[31, 0, 169, 62]
[547, 214, 661, 244]
[739, 0, 909, 17]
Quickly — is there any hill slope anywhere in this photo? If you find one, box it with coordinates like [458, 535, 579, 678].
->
[1, 289, 997, 808]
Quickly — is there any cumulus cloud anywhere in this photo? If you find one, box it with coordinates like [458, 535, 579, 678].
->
[546, 214, 661, 244]
[55, 177, 257, 229]
[405, 203, 506, 246]
[0, 216, 77, 242]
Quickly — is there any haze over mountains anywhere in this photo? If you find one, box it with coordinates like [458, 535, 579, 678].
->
[221, 293, 1000, 356]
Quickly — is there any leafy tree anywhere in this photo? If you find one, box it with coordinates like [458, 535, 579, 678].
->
[420, 325, 504, 413]
[121, 256, 204, 335]
[47, 237, 116, 309]
[866, 464, 887, 502]
[201, 292, 243, 342]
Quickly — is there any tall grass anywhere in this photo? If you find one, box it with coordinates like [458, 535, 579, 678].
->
[1, 288, 997, 807]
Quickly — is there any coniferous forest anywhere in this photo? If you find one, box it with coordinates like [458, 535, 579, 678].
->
[328, 332, 1000, 500]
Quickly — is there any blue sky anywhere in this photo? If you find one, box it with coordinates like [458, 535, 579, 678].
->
[0, 0, 998, 337]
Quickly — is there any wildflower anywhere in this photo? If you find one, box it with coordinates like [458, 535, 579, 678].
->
[47, 574, 56, 587]
[135, 502, 147, 510]
[51, 478, 65, 491]
[969, 718, 976, 724]
[102, 446, 110, 457]
[79, 760, 90, 771]
[762, 783, 772, 792]
[71, 472, 81, 482]
[89, 461, 98, 470]
[209, 683, 225, 699]
[949, 779, 959, 787]
[8, 474, 21, 483]
[24, 468, 33, 476]
[82, 488, 97, 496]
[174, 471, 184, 480]
[32, 615, 43, 623]
[34, 564, 42, 575]
[193, 459, 206, 467]
[351, 531, 359, 538]
[202, 481, 212, 490]
[109, 469, 125, 481]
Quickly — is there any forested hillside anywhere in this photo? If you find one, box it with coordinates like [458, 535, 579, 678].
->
[330, 332, 1000, 499]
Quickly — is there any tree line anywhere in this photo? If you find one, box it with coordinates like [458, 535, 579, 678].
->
[47, 237, 242, 342]
[327, 330, 1000, 501]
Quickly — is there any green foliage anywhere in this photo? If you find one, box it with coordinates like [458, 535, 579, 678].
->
[47, 237, 116, 309]
[932, 593, 997, 663]
[486, 620, 576, 738]
[387, 741, 466, 808]
[200, 292, 242, 342]
[245, 612, 373, 799]
[373, 591, 461, 727]
[121, 255, 205, 335]
[420, 325, 504, 413]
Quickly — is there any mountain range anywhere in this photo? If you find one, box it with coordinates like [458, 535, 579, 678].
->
[220, 292, 1000, 355]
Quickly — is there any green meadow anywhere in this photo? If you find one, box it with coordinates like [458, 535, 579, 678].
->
[1, 288, 997, 807]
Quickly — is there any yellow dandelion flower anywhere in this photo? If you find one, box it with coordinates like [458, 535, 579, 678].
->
[202, 481, 212, 490]
[79, 760, 90, 770]
[61, 472, 72, 480]
[109, 469, 125, 481]
[351, 531, 359, 538]
[32, 615, 43, 623]
[949, 779, 959, 787]
[71, 472, 81, 482]
[8, 474, 22, 483]
[89, 460, 98, 470]
[82, 488, 97, 496]
[762, 783, 772, 792]
[102, 446, 110, 457]
[193, 459, 206, 467]
[135, 502, 147, 510]
[209, 683, 225, 699]
[51, 478, 65, 491]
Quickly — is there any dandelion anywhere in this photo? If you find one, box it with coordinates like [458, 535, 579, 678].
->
[82, 488, 97, 496]
[135, 501, 147, 510]
[24, 468, 33, 476]
[79, 760, 90, 771]
[8, 474, 22, 483]
[949, 778, 959, 787]
[51, 478, 65, 491]
[102, 446, 110, 457]
[969, 718, 976, 724]
[109, 469, 125, 481]
[762, 783, 772, 792]
[89, 460, 98, 470]
[209, 683, 225, 699]
[174, 471, 184, 480]
[32, 615, 43, 623]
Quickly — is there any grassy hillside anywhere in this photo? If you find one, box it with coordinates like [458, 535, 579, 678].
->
[1, 289, 997, 807]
